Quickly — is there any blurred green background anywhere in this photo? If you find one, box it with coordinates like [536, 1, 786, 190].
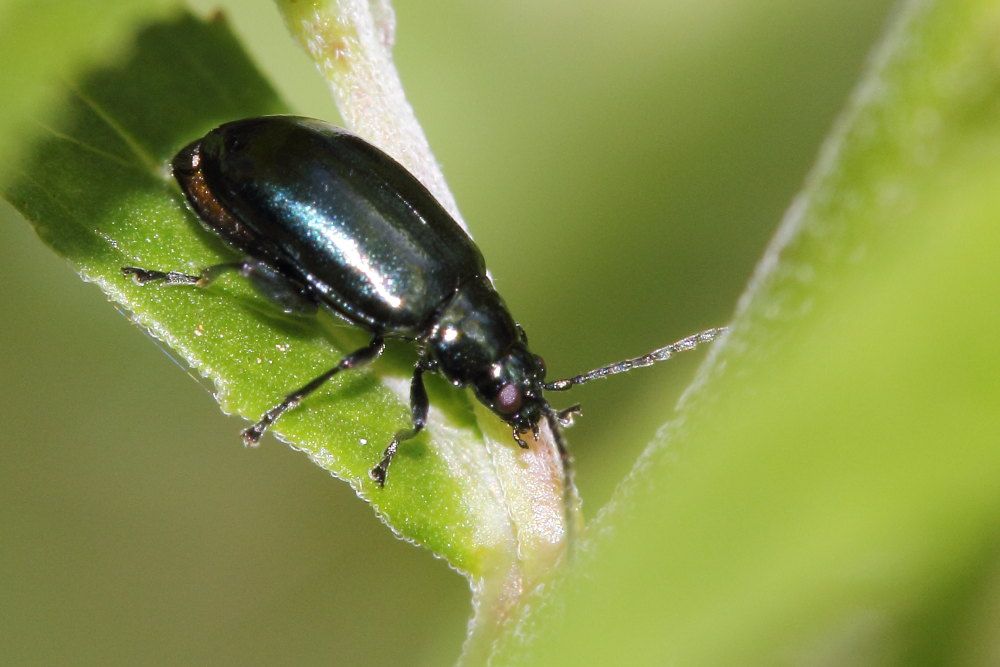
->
[0, 0, 897, 664]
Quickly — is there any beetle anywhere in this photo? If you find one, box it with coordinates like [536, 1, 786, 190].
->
[123, 116, 725, 486]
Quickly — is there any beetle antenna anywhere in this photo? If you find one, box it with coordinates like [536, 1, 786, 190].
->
[543, 326, 728, 391]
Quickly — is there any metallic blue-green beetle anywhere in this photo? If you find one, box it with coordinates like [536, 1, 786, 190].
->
[124, 116, 723, 485]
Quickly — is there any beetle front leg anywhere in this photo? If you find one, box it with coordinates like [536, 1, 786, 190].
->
[371, 360, 430, 487]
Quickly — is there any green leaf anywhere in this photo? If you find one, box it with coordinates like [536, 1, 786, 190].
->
[0, 8, 575, 656]
[491, 0, 1000, 663]
[0, 0, 174, 180]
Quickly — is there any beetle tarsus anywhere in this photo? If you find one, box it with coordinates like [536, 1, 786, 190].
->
[123, 262, 249, 288]
[370, 444, 396, 487]
[513, 429, 530, 449]
[556, 404, 582, 427]
[241, 423, 265, 447]
[122, 266, 200, 285]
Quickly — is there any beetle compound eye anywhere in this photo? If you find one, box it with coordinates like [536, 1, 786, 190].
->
[497, 383, 522, 415]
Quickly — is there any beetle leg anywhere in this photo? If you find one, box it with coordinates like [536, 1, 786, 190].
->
[123, 260, 317, 315]
[122, 262, 244, 287]
[556, 404, 582, 427]
[243, 337, 386, 445]
[371, 360, 430, 487]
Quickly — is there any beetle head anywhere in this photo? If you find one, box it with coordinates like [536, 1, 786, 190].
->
[473, 343, 549, 441]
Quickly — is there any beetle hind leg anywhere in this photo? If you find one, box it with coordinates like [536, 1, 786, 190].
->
[122, 262, 245, 287]
[123, 260, 317, 315]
